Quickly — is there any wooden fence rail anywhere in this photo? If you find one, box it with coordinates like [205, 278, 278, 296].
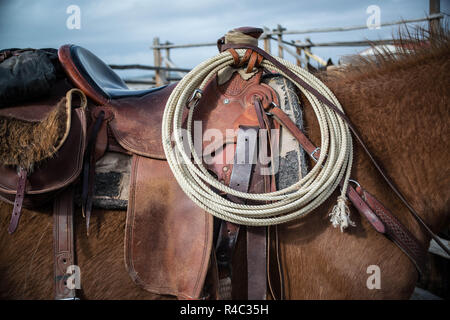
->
[119, 1, 443, 85]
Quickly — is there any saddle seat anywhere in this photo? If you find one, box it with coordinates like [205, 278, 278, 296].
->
[64, 45, 165, 100]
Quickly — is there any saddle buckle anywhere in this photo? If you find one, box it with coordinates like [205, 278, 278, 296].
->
[310, 147, 321, 162]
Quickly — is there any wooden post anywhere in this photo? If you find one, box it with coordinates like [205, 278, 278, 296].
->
[165, 41, 171, 82]
[304, 38, 312, 65]
[429, 0, 440, 34]
[153, 37, 163, 86]
[264, 35, 271, 54]
[295, 46, 302, 67]
[275, 24, 286, 58]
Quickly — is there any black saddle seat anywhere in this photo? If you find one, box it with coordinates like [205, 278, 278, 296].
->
[69, 45, 165, 99]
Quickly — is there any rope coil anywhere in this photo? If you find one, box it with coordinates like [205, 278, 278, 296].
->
[162, 49, 354, 227]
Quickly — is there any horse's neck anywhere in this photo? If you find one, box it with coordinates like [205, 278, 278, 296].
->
[315, 58, 449, 238]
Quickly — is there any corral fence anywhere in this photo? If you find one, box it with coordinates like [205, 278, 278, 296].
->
[110, 0, 444, 87]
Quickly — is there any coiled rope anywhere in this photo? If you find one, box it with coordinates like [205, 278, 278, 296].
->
[162, 49, 354, 228]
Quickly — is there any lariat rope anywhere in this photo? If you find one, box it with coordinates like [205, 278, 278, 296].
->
[162, 49, 354, 227]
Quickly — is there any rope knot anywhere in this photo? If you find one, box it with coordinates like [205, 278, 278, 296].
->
[329, 195, 355, 232]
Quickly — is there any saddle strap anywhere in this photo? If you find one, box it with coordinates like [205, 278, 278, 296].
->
[81, 110, 105, 235]
[232, 126, 267, 300]
[8, 167, 27, 234]
[220, 43, 449, 257]
[216, 126, 268, 300]
[53, 187, 76, 300]
[247, 226, 267, 300]
[215, 220, 239, 299]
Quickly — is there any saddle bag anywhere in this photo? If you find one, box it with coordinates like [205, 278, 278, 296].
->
[0, 88, 87, 233]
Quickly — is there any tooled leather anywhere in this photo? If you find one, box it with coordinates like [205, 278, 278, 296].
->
[359, 187, 427, 274]
[53, 187, 76, 299]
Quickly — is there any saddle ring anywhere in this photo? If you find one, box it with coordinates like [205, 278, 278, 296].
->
[186, 89, 203, 109]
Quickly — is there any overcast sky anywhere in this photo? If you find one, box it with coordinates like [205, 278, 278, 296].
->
[0, 0, 448, 79]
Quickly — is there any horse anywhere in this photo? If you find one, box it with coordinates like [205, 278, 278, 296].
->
[0, 26, 448, 299]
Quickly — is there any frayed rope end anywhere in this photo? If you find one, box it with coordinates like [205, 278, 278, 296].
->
[329, 196, 356, 232]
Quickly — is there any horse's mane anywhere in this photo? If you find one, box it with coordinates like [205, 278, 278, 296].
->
[324, 23, 450, 80]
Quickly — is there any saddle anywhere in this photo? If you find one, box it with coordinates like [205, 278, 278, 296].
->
[0, 33, 285, 299]
[0, 27, 431, 300]
[58, 41, 284, 299]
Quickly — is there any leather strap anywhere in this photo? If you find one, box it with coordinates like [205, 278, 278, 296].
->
[236, 125, 267, 300]
[220, 43, 449, 257]
[8, 167, 27, 234]
[215, 221, 240, 279]
[227, 126, 258, 203]
[356, 186, 427, 274]
[81, 110, 105, 235]
[247, 226, 267, 300]
[346, 184, 385, 234]
[216, 126, 266, 300]
[53, 187, 76, 300]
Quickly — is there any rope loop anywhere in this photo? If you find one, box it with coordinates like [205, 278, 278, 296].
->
[162, 49, 353, 227]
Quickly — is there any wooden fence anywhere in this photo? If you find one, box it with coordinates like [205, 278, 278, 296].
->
[111, 0, 443, 86]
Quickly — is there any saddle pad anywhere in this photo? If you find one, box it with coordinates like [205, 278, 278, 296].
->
[124, 155, 213, 299]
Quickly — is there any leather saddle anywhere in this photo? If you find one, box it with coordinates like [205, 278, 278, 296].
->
[58, 41, 283, 299]
[0, 31, 291, 299]
[1, 27, 427, 300]
[0, 25, 312, 299]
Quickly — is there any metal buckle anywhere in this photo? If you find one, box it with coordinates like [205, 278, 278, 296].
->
[348, 179, 361, 189]
[186, 88, 203, 109]
[310, 147, 320, 162]
[265, 101, 280, 116]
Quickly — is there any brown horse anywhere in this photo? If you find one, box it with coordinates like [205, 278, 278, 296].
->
[0, 27, 448, 299]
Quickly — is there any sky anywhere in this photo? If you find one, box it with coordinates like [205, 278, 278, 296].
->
[0, 0, 448, 80]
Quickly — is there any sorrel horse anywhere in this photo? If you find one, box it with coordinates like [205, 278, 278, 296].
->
[0, 27, 448, 299]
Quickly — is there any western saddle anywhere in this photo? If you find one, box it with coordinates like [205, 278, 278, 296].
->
[0, 28, 289, 300]
[0, 27, 434, 300]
